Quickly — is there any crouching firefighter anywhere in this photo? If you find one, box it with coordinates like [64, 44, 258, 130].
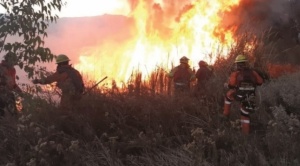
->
[223, 55, 263, 134]
[33, 54, 85, 111]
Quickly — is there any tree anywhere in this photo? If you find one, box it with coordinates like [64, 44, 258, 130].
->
[0, 0, 65, 78]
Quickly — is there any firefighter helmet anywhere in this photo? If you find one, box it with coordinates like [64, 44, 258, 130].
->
[199, 60, 208, 66]
[180, 56, 189, 64]
[235, 55, 248, 63]
[56, 54, 70, 64]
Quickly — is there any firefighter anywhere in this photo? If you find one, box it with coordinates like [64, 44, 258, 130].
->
[223, 55, 263, 134]
[0, 55, 23, 116]
[167, 56, 196, 96]
[33, 54, 85, 111]
[195, 60, 213, 98]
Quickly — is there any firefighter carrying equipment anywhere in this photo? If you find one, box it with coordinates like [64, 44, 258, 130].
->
[230, 69, 260, 113]
[32, 64, 84, 110]
[168, 61, 195, 96]
[223, 64, 263, 134]
[169, 63, 196, 85]
[56, 54, 70, 64]
[57, 66, 85, 95]
[195, 61, 213, 96]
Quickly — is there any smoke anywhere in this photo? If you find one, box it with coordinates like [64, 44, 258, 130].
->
[44, 15, 133, 68]
[126, 0, 299, 36]
[221, 0, 300, 35]
[231, 0, 292, 32]
[234, 0, 300, 64]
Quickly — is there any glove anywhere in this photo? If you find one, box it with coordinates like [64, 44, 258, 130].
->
[32, 79, 40, 84]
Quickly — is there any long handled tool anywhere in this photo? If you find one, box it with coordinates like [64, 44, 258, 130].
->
[83, 76, 108, 95]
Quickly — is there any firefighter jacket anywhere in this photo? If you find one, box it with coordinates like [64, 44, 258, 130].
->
[168, 63, 196, 86]
[38, 64, 84, 98]
[196, 66, 212, 87]
[227, 68, 263, 90]
[0, 61, 22, 94]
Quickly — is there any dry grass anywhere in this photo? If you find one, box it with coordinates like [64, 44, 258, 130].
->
[2, 72, 299, 165]
[1, 30, 300, 166]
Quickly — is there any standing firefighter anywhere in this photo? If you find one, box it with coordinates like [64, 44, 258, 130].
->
[223, 55, 263, 134]
[195, 60, 213, 98]
[168, 56, 196, 96]
[0, 56, 23, 116]
[33, 54, 84, 111]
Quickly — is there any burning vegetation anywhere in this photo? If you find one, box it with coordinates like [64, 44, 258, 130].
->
[60, 0, 300, 88]
[73, 0, 241, 86]
[1, 0, 300, 165]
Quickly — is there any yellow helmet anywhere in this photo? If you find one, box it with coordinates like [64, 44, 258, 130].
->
[56, 54, 70, 64]
[235, 54, 248, 63]
[180, 56, 189, 64]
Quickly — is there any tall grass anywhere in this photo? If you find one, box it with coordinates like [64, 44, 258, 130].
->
[1, 30, 300, 165]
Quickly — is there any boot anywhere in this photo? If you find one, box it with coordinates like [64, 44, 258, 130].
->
[241, 116, 250, 134]
[223, 100, 231, 117]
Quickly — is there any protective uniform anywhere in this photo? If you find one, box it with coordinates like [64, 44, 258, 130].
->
[0, 59, 22, 116]
[33, 54, 84, 111]
[195, 60, 213, 97]
[223, 55, 263, 134]
[168, 56, 196, 96]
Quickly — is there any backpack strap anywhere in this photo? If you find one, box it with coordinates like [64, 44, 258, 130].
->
[65, 67, 85, 94]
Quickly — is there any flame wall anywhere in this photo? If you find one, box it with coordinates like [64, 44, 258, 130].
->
[44, 0, 300, 86]
[74, 0, 240, 84]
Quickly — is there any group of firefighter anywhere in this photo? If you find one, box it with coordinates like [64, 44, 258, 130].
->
[168, 55, 264, 134]
[0, 53, 263, 134]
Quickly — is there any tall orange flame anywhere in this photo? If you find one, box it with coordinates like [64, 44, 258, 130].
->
[75, 0, 241, 86]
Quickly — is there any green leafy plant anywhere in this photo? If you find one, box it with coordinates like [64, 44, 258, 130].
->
[0, 0, 65, 78]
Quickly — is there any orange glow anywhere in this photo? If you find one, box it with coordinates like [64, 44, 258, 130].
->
[74, 0, 241, 86]
[58, 0, 130, 17]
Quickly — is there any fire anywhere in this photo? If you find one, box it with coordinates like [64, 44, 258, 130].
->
[74, 0, 241, 86]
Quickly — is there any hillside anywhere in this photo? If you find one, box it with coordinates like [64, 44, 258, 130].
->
[0, 61, 299, 165]
[1, 10, 300, 166]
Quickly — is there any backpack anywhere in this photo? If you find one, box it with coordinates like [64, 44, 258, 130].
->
[236, 69, 257, 89]
[235, 69, 257, 105]
[196, 66, 213, 82]
[64, 67, 85, 94]
[173, 66, 192, 84]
